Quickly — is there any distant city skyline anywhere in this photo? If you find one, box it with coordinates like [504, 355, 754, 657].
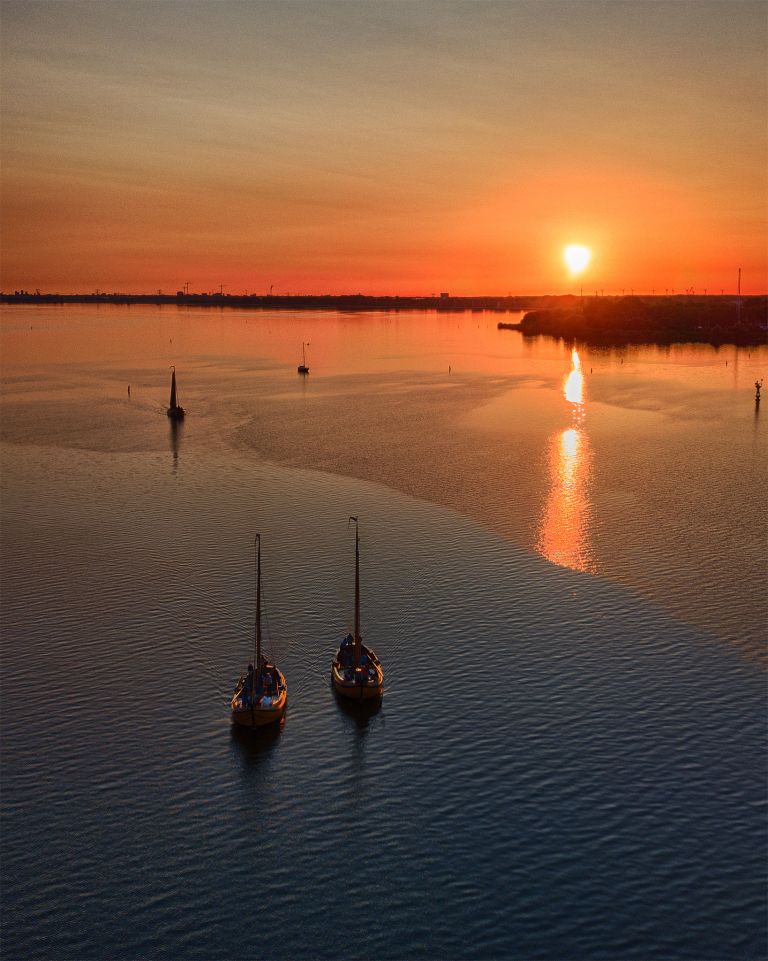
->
[1, 0, 766, 295]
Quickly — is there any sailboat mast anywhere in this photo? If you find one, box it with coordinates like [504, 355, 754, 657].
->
[302, 342, 306, 367]
[170, 367, 177, 409]
[353, 518, 361, 668]
[255, 535, 262, 669]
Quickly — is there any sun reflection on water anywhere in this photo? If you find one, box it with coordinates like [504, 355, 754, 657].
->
[536, 348, 593, 572]
[564, 349, 584, 406]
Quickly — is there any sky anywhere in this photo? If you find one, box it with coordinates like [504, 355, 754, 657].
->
[1, 0, 766, 295]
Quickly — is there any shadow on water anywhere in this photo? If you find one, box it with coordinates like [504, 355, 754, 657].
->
[332, 687, 383, 730]
[333, 688, 383, 803]
[169, 417, 183, 473]
[229, 719, 284, 772]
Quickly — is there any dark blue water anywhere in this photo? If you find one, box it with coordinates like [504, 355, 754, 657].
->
[2, 443, 765, 960]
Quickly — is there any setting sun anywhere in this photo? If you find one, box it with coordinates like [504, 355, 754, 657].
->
[564, 244, 592, 275]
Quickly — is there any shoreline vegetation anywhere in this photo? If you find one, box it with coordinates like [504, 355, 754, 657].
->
[500, 295, 767, 346]
[1, 290, 765, 346]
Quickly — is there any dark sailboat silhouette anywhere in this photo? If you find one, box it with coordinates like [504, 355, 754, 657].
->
[166, 366, 185, 420]
[297, 343, 309, 375]
[231, 535, 288, 727]
[331, 517, 384, 700]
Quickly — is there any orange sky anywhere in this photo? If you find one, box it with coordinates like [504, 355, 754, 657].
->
[1, 1, 766, 295]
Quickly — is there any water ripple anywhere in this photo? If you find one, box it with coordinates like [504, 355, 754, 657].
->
[1, 445, 765, 961]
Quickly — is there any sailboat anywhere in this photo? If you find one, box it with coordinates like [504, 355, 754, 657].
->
[331, 517, 384, 700]
[297, 343, 309, 375]
[166, 366, 185, 420]
[231, 535, 288, 727]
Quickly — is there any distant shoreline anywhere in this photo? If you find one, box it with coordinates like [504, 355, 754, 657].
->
[2, 291, 522, 310]
[2, 291, 765, 346]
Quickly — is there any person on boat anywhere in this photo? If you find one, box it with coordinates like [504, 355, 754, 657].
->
[241, 663, 255, 705]
[355, 650, 369, 684]
[255, 656, 271, 694]
[340, 633, 354, 667]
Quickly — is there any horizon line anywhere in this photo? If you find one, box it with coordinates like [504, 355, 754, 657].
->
[3, 290, 765, 300]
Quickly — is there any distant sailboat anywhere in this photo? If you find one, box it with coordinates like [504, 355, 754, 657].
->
[166, 366, 185, 420]
[231, 535, 288, 728]
[297, 343, 309, 375]
[331, 517, 384, 700]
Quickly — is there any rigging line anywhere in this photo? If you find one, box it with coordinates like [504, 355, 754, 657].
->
[258, 579, 270, 635]
[258, 583, 280, 663]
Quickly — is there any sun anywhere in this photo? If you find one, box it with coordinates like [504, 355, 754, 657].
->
[564, 244, 592, 275]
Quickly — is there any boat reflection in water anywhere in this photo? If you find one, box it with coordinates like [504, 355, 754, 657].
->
[169, 417, 183, 474]
[230, 718, 284, 772]
[536, 349, 594, 573]
[333, 687, 382, 725]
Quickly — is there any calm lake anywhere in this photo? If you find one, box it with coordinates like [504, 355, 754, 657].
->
[1, 304, 766, 960]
